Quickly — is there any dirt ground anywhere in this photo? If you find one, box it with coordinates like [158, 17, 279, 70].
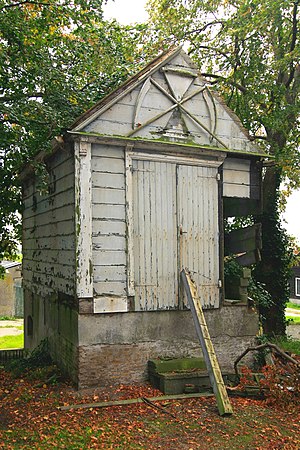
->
[0, 368, 299, 450]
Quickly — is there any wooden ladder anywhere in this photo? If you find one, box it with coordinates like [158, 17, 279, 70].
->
[180, 269, 233, 416]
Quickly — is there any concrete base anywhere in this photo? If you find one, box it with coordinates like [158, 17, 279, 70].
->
[77, 306, 258, 389]
[23, 288, 259, 389]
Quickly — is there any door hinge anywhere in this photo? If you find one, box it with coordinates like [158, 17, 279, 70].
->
[218, 279, 222, 288]
[216, 173, 221, 181]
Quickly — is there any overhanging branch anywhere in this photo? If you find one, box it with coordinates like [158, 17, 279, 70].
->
[200, 73, 248, 94]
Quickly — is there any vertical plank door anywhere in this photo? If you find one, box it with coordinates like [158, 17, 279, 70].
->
[177, 165, 220, 309]
[132, 159, 178, 310]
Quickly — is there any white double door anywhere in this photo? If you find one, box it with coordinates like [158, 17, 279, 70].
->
[131, 156, 220, 311]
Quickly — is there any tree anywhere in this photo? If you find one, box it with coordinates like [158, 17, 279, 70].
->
[0, 0, 148, 263]
[147, 0, 300, 334]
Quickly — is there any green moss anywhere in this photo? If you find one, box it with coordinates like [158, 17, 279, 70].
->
[69, 131, 270, 157]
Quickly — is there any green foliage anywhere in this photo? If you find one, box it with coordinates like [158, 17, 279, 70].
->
[0, 0, 150, 257]
[224, 257, 243, 281]
[147, 0, 300, 171]
[224, 256, 273, 323]
[254, 178, 294, 335]
[147, 0, 299, 335]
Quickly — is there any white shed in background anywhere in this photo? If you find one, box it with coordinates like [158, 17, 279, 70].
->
[21, 47, 265, 388]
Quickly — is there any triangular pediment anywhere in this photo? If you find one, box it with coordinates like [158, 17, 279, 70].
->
[71, 47, 261, 154]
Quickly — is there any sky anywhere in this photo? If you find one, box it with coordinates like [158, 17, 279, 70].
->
[103, 0, 300, 244]
[103, 0, 149, 24]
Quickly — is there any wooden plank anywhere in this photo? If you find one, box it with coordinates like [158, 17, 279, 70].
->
[92, 235, 126, 251]
[235, 249, 261, 266]
[93, 265, 126, 282]
[92, 204, 125, 221]
[92, 157, 124, 174]
[180, 269, 233, 416]
[92, 144, 124, 159]
[125, 149, 135, 296]
[94, 296, 128, 313]
[225, 223, 262, 255]
[92, 187, 125, 205]
[223, 158, 251, 172]
[223, 183, 250, 198]
[223, 197, 262, 217]
[92, 219, 126, 236]
[93, 250, 126, 266]
[93, 280, 127, 296]
[60, 391, 214, 411]
[74, 140, 93, 298]
[92, 172, 125, 190]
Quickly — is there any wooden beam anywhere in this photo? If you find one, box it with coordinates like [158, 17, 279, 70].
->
[223, 197, 262, 217]
[235, 249, 261, 266]
[74, 139, 93, 298]
[60, 392, 214, 411]
[225, 223, 262, 255]
[180, 269, 233, 416]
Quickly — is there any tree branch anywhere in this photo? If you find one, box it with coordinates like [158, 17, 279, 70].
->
[183, 20, 224, 37]
[0, 1, 50, 10]
[285, 0, 299, 87]
[200, 72, 248, 94]
[0, 92, 45, 102]
[189, 44, 231, 61]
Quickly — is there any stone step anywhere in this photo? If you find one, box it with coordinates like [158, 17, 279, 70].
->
[148, 357, 234, 395]
[148, 357, 206, 374]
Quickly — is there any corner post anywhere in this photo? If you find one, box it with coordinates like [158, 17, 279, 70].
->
[75, 138, 93, 301]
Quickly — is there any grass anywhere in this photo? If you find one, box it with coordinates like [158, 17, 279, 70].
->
[0, 333, 24, 349]
[271, 335, 300, 355]
[0, 315, 18, 321]
[287, 301, 300, 310]
[286, 316, 300, 325]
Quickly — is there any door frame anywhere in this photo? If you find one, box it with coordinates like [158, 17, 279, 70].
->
[125, 148, 225, 308]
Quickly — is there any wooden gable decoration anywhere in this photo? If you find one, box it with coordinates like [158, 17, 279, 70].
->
[71, 47, 261, 156]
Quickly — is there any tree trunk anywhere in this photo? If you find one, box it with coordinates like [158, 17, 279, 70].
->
[254, 166, 291, 336]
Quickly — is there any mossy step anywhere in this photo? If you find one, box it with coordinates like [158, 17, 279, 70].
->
[148, 357, 206, 374]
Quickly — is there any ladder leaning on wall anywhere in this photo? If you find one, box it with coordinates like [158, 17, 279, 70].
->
[180, 268, 233, 416]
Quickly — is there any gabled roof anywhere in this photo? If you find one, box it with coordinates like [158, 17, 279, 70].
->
[71, 46, 182, 131]
[69, 46, 264, 156]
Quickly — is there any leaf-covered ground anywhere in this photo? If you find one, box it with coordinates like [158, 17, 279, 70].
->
[0, 369, 299, 450]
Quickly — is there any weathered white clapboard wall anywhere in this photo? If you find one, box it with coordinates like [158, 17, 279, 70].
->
[223, 158, 251, 198]
[22, 150, 75, 296]
[91, 144, 128, 312]
[83, 50, 258, 154]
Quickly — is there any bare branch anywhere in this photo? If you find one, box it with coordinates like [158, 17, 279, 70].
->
[183, 20, 224, 37]
[188, 44, 231, 61]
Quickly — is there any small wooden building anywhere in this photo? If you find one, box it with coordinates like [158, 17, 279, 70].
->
[21, 47, 264, 388]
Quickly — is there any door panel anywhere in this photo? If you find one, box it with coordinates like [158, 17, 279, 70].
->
[132, 159, 178, 310]
[177, 165, 220, 308]
[131, 158, 220, 311]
